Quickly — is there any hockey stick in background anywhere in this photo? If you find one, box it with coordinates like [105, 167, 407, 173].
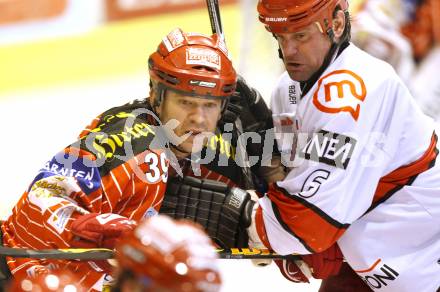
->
[205, 0, 256, 187]
[0, 246, 299, 260]
[206, 0, 224, 39]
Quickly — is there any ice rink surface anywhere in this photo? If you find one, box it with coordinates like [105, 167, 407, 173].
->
[0, 75, 321, 291]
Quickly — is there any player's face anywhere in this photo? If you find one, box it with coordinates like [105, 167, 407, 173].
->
[158, 90, 222, 157]
[275, 22, 331, 81]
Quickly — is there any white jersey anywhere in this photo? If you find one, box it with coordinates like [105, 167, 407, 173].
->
[261, 44, 440, 291]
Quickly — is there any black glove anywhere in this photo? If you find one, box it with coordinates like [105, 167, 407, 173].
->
[234, 75, 273, 132]
[220, 75, 272, 131]
[235, 75, 259, 105]
[159, 176, 255, 248]
[231, 76, 278, 177]
[221, 93, 243, 124]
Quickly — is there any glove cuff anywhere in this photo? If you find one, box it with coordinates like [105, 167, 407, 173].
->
[294, 260, 313, 280]
[247, 199, 271, 250]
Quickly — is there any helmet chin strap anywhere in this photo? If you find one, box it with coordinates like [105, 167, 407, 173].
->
[151, 82, 167, 110]
[169, 143, 192, 160]
[301, 15, 351, 96]
[275, 36, 340, 97]
[300, 42, 340, 96]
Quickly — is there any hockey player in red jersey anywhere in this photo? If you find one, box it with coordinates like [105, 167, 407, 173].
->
[112, 214, 221, 292]
[0, 28, 275, 291]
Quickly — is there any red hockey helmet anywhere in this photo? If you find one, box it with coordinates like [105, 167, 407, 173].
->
[148, 28, 236, 102]
[257, 0, 349, 34]
[9, 270, 86, 292]
[115, 215, 221, 292]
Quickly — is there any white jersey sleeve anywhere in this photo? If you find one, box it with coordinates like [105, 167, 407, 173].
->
[261, 44, 436, 255]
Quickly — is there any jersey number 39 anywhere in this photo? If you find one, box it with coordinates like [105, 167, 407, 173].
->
[144, 152, 169, 183]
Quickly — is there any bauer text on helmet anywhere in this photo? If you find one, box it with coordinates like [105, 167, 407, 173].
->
[257, 0, 349, 34]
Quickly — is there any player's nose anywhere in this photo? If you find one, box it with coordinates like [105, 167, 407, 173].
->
[188, 105, 207, 125]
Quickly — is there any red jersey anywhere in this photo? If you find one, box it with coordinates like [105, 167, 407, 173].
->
[2, 100, 169, 289]
[1, 98, 254, 290]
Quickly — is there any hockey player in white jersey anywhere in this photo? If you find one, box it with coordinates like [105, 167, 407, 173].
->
[245, 0, 440, 291]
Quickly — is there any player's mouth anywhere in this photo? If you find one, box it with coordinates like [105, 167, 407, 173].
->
[185, 130, 204, 138]
[187, 129, 203, 134]
[286, 62, 304, 70]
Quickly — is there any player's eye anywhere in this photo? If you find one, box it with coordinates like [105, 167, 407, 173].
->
[204, 102, 219, 109]
[294, 32, 308, 41]
[178, 99, 192, 106]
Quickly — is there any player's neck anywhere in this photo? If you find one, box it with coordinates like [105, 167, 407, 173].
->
[170, 145, 190, 160]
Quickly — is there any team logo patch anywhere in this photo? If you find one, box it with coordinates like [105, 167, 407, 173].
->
[288, 84, 298, 105]
[299, 169, 330, 198]
[264, 17, 288, 22]
[189, 80, 217, 88]
[299, 130, 357, 169]
[280, 117, 294, 126]
[26, 266, 47, 278]
[186, 47, 220, 70]
[228, 188, 248, 209]
[162, 28, 186, 53]
[47, 206, 75, 234]
[36, 155, 101, 195]
[142, 207, 158, 220]
[313, 70, 367, 121]
[354, 259, 400, 290]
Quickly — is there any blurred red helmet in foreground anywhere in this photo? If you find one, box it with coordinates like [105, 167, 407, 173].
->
[115, 214, 221, 292]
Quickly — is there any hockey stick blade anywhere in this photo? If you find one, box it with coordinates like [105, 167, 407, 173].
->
[0, 246, 299, 260]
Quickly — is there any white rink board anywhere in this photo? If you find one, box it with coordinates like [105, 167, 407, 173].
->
[0, 76, 320, 292]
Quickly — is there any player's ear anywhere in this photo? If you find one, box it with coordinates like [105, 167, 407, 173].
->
[332, 9, 345, 40]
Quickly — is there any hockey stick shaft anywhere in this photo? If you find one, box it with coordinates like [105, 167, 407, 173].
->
[206, 0, 224, 38]
[216, 248, 299, 259]
[0, 246, 299, 260]
[0, 246, 114, 260]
